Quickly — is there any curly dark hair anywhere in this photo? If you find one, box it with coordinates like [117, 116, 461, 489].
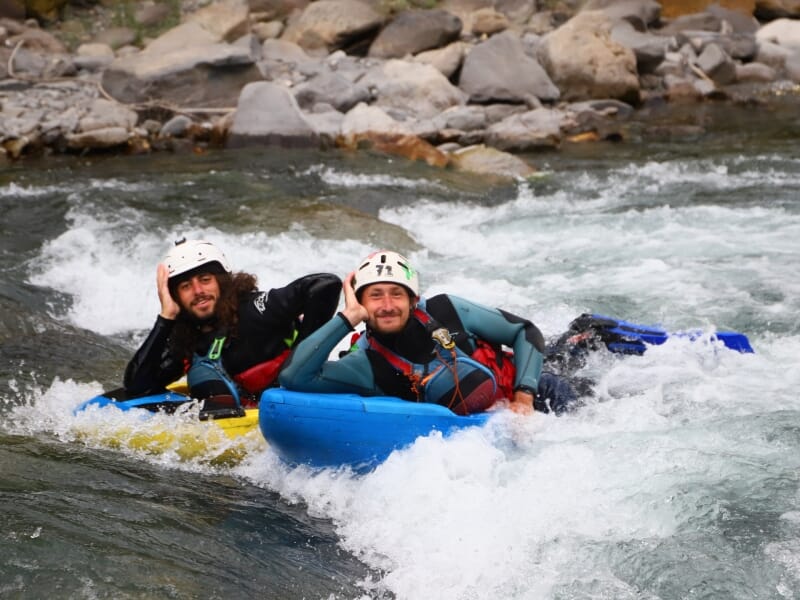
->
[168, 271, 258, 361]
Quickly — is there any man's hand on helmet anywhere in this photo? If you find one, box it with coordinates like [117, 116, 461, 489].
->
[341, 270, 369, 327]
[157, 263, 181, 320]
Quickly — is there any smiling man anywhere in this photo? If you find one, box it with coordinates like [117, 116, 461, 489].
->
[123, 239, 341, 412]
[280, 250, 581, 416]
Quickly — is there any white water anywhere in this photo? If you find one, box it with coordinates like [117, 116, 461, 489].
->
[9, 150, 800, 599]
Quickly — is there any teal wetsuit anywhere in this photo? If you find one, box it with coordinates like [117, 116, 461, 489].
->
[279, 294, 547, 410]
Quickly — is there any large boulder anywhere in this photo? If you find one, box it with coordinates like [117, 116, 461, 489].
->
[227, 81, 319, 148]
[538, 11, 640, 103]
[459, 31, 560, 104]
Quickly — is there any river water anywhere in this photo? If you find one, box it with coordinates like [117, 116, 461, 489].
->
[2, 101, 800, 599]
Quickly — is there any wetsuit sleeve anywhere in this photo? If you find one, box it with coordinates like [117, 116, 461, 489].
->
[278, 313, 380, 395]
[446, 295, 545, 391]
[123, 316, 184, 396]
[262, 273, 342, 342]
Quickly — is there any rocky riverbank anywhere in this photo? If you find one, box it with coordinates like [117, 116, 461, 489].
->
[2, 0, 800, 177]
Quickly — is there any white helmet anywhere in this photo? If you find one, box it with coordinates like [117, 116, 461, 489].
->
[163, 239, 232, 280]
[353, 250, 419, 297]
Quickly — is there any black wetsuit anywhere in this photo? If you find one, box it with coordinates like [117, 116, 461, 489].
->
[124, 273, 341, 397]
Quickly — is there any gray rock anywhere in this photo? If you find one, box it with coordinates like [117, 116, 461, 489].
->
[233, 33, 264, 62]
[280, 0, 384, 55]
[252, 21, 284, 41]
[413, 42, 467, 79]
[359, 59, 467, 119]
[450, 143, 537, 179]
[102, 43, 262, 108]
[610, 20, 669, 73]
[66, 127, 130, 150]
[438, 0, 495, 34]
[755, 40, 793, 69]
[228, 81, 320, 148]
[485, 103, 527, 123]
[77, 99, 138, 133]
[470, 8, 509, 35]
[340, 103, 409, 136]
[303, 109, 344, 142]
[431, 105, 488, 131]
[249, 0, 309, 21]
[567, 98, 635, 119]
[674, 30, 757, 61]
[74, 42, 115, 71]
[6, 27, 68, 54]
[145, 22, 221, 55]
[657, 13, 722, 36]
[459, 31, 559, 103]
[0, 112, 41, 137]
[756, 18, 800, 50]
[261, 38, 313, 65]
[706, 4, 760, 34]
[188, 0, 251, 43]
[495, 0, 538, 26]
[368, 9, 462, 59]
[663, 73, 704, 100]
[93, 27, 137, 49]
[484, 107, 564, 150]
[581, 0, 662, 29]
[293, 69, 371, 112]
[160, 115, 194, 137]
[785, 50, 800, 82]
[140, 119, 163, 135]
[734, 61, 777, 82]
[695, 42, 737, 85]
